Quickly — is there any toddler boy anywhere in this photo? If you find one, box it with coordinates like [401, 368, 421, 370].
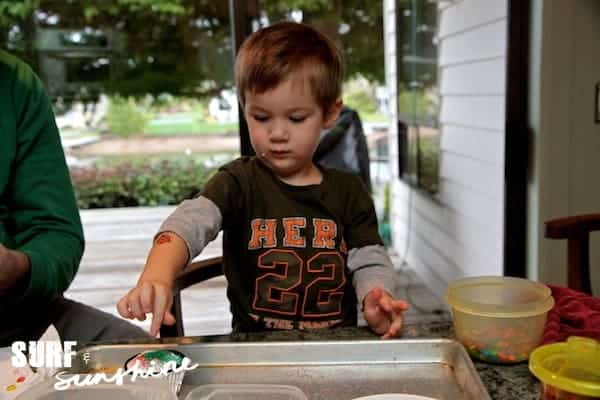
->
[118, 22, 409, 338]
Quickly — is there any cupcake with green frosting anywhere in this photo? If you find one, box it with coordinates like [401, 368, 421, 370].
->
[125, 349, 187, 394]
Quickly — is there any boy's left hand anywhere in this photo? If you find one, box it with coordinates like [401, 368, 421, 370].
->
[363, 287, 410, 339]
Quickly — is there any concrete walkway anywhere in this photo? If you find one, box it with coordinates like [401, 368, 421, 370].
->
[65, 206, 447, 337]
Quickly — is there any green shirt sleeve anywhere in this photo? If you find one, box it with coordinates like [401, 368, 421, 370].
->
[8, 57, 84, 302]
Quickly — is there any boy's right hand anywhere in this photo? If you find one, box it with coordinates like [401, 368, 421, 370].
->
[117, 280, 176, 337]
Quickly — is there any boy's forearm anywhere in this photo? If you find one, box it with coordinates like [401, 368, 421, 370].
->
[138, 232, 189, 286]
[140, 197, 222, 288]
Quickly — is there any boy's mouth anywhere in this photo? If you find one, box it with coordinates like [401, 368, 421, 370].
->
[270, 150, 291, 158]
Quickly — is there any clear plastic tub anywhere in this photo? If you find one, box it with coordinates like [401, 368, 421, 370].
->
[15, 379, 177, 400]
[352, 395, 439, 400]
[446, 276, 554, 363]
[184, 384, 308, 400]
[529, 336, 600, 400]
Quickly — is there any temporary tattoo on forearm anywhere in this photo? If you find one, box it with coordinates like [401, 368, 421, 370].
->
[155, 233, 172, 245]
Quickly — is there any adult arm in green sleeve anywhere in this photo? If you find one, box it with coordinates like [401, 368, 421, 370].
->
[8, 58, 84, 301]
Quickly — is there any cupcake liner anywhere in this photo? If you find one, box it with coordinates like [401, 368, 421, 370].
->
[165, 370, 185, 395]
[124, 349, 188, 396]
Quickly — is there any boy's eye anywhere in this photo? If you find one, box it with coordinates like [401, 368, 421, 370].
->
[289, 116, 307, 123]
[253, 115, 270, 122]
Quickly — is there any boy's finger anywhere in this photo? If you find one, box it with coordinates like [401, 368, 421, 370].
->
[150, 304, 165, 337]
[129, 294, 147, 321]
[364, 287, 383, 310]
[378, 295, 394, 314]
[117, 296, 132, 319]
[150, 289, 172, 336]
[382, 315, 404, 339]
[391, 299, 410, 312]
[140, 282, 154, 313]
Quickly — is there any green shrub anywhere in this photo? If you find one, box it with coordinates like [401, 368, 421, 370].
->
[343, 77, 386, 121]
[70, 159, 216, 209]
[344, 89, 377, 115]
[105, 96, 149, 137]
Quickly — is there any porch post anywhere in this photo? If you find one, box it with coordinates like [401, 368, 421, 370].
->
[504, 0, 531, 277]
[229, 0, 257, 156]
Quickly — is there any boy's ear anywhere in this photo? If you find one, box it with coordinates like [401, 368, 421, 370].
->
[323, 98, 343, 129]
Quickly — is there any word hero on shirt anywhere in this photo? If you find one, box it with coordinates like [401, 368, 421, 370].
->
[248, 217, 340, 250]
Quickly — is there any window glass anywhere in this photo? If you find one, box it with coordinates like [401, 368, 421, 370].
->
[1, 1, 239, 209]
[396, 0, 440, 194]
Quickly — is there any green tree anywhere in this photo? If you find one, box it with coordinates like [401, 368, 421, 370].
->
[261, 0, 385, 83]
[1, 0, 385, 99]
[1, 0, 232, 100]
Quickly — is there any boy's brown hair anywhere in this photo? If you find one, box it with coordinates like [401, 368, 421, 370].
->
[235, 21, 343, 114]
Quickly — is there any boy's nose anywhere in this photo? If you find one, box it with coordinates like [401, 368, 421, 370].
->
[268, 121, 289, 141]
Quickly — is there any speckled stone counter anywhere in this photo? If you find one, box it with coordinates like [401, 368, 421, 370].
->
[206, 323, 540, 400]
[98, 320, 540, 400]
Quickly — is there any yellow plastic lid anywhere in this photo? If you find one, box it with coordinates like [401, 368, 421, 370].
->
[446, 276, 554, 318]
[529, 336, 600, 397]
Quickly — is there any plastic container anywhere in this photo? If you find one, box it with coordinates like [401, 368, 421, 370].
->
[14, 380, 177, 400]
[352, 395, 439, 400]
[446, 276, 555, 363]
[184, 384, 308, 400]
[529, 336, 600, 400]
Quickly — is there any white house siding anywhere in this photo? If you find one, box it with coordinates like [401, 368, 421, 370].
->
[384, 0, 508, 299]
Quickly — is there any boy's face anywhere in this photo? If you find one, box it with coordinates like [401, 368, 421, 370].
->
[244, 75, 342, 184]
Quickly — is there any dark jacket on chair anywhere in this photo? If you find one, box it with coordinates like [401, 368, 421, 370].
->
[314, 106, 372, 192]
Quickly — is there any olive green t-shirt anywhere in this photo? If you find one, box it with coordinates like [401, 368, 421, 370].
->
[200, 157, 383, 332]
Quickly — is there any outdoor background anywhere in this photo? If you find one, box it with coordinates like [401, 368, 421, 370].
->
[1, 0, 398, 237]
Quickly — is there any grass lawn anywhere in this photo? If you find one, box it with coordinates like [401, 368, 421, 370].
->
[359, 110, 389, 123]
[145, 109, 385, 136]
[146, 113, 238, 135]
[92, 151, 239, 167]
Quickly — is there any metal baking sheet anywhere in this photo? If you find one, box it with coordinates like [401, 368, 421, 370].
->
[71, 339, 491, 400]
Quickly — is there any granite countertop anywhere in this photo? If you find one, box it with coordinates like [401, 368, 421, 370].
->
[103, 320, 541, 400]
[206, 322, 541, 400]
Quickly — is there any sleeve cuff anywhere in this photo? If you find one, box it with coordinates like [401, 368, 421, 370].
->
[156, 197, 222, 262]
[352, 265, 399, 304]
